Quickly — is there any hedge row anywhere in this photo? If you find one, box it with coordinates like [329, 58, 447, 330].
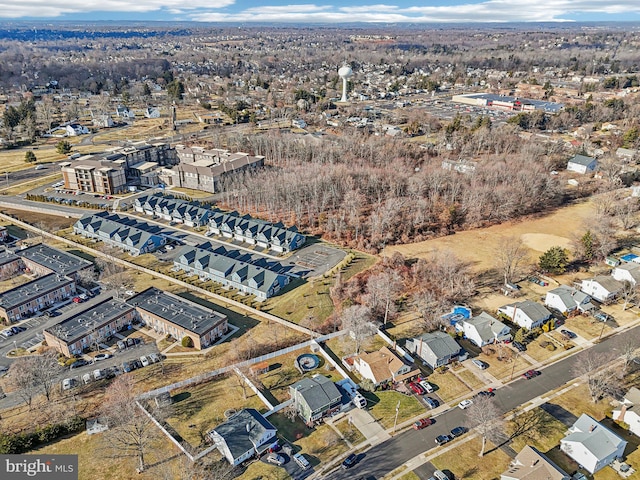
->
[0, 416, 85, 454]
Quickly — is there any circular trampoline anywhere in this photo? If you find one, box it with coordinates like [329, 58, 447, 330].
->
[296, 353, 320, 372]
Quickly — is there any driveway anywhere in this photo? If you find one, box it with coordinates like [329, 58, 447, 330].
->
[348, 408, 390, 445]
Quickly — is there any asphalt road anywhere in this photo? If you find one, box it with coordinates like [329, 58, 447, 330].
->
[325, 325, 640, 480]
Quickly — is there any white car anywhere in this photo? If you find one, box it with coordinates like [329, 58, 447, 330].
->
[62, 378, 77, 390]
[458, 399, 473, 410]
[82, 373, 92, 385]
[419, 380, 434, 393]
[140, 356, 150, 367]
[93, 369, 104, 381]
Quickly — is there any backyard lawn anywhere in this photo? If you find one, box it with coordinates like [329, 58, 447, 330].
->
[426, 370, 472, 403]
[365, 390, 425, 429]
[431, 437, 511, 480]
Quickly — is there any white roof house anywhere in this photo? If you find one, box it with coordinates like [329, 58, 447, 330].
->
[459, 312, 512, 347]
[613, 387, 640, 437]
[560, 414, 627, 474]
[612, 263, 640, 286]
[567, 154, 598, 174]
[581, 276, 623, 303]
[498, 300, 552, 330]
[545, 285, 594, 314]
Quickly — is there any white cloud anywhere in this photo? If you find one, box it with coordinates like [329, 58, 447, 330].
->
[0, 0, 639, 20]
[0, 0, 235, 18]
[191, 1, 640, 23]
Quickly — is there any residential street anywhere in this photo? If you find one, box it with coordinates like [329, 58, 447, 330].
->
[323, 325, 640, 480]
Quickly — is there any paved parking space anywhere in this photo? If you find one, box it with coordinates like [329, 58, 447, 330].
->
[21, 333, 44, 350]
[287, 244, 346, 278]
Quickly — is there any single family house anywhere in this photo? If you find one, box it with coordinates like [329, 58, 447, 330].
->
[352, 346, 417, 386]
[613, 387, 640, 437]
[567, 154, 597, 174]
[459, 312, 512, 347]
[289, 375, 343, 424]
[612, 262, 640, 286]
[545, 285, 594, 315]
[501, 445, 570, 480]
[208, 409, 277, 466]
[405, 331, 462, 370]
[498, 300, 552, 330]
[560, 414, 627, 474]
[581, 276, 623, 303]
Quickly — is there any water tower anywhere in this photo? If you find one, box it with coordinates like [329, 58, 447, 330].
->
[338, 65, 353, 103]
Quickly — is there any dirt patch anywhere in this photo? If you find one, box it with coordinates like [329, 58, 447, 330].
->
[383, 200, 594, 272]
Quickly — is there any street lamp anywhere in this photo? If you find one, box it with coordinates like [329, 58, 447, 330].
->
[393, 400, 401, 433]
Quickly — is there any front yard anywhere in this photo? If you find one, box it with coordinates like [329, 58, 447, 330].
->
[431, 437, 511, 480]
[364, 390, 425, 429]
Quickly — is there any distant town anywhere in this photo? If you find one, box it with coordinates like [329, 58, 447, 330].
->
[0, 21, 640, 480]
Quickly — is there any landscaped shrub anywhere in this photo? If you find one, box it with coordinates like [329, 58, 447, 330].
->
[0, 416, 84, 454]
[181, 336, 194, 348]
[546, 343, 556, 351]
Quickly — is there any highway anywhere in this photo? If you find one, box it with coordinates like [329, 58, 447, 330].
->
[324, 324, 640, 480]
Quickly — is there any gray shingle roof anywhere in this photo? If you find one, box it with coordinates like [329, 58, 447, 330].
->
[568, 154, 597, 166]
[210, 409, 276, 460]
[408, 331, 460, 364]
[563, 414, 626, 461]
[290, 375, 342, 413]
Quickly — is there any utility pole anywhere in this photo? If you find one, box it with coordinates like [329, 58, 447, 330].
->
[510, 351, 520, 380]
[393, 400, 400, 433]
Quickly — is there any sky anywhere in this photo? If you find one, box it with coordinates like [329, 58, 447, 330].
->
[1, 0, 640, 23]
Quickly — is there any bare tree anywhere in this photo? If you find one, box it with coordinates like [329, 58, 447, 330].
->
[7, 356, 40, 408]
[32, 350, 62, 402]
[465, 395, 504, 457]
[620, 280, 638, 311]
[341, 305, 375, 354]
[364, 269, 403, 325]
[413, 288, 449, 331]
[572, 351, 621, 402]
[614, 199, 639, 230]
[620, 339, 638, 375]
[100, 375, 159, 473]
[494, 236, 529, 285]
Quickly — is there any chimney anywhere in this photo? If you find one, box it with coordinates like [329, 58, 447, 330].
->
[617, 404, 628, 423]
[589, 425, 596, 432]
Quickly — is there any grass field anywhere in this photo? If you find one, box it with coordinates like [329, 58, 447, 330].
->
[263, 251, 377, 324]
[164, 374, 267, 448]
[427, 370, 472, 403]
[365, 391, 425, 429]
[431, 437, 511, 480]
[383, 200, 595, 272]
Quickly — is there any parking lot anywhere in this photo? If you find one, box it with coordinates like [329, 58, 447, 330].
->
[286, 243, 347, 278]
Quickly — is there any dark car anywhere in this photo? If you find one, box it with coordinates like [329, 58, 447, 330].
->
[69, 359, 88, 369]
[424, 397, 439, 409]
[450, 426, 467, 437]
[435, 434, 452, 446]
[513, 341, 527, 352]
[523, 369, 541, 380]
[561, 329, 576, 339]
[10, 326, 26, 334]
[132, 359, 143, 369]
[475, 390, 495, 398]
[122, 362, 133, 373]
[342, 453, 358, 469]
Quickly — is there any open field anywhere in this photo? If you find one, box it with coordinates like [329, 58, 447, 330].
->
[263, 251, 377, 324]
[165, 374, 267, 448]
[2, 208, 77, 231]
[383, 200, 595, 271]
[431, 437, 511, 480]
[427, 370, 472, 403]
[364, 390, 426, 429]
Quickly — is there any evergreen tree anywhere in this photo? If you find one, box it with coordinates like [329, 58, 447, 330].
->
[539, 246, 569, 274]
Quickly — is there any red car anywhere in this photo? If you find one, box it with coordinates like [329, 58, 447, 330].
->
[413, 418, 433, 430]
[72, 296, 82, 303]
[409, 382, 425, 395]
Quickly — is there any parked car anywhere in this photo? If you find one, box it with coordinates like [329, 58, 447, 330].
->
[450, 426, 467, 437]
[117, 340, 126, 350]
[1, 329, 13, 338]
[594, 311, 612, 322]
[122, 362, 133, 373]
[82, 373, 92, 384]
[93, 353, 111, 362]
[293, 453, 310, 470]
[10, 326, 26, 334]
[419, 380, 434, 393]
[475, 390, 495, 398]
[140, 356, 150, 367]
[62, 378, 77, 390]
[413, 418, 433, 430]
[409, 382, 425, 395]
[472, 359, 487, 370]
[281, 443, 294, 456]
[148, 353, 161, 363]
[72, 296, 83, 303]
[513, 341, 527, 352]
[266, 453, 285, 466]
[435, 434, 452, 446]
[424, 397, 439, 409]
[132, 359, 143, 369]
[342, 453, 358, 469]
[458, 399, 473, 410]
[561, 329, 576, 339]
[93, 369, 104, 381]
[431, 470, 449, 480]
[523, 370, 541, 380]
[70, 359, 88, 369]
